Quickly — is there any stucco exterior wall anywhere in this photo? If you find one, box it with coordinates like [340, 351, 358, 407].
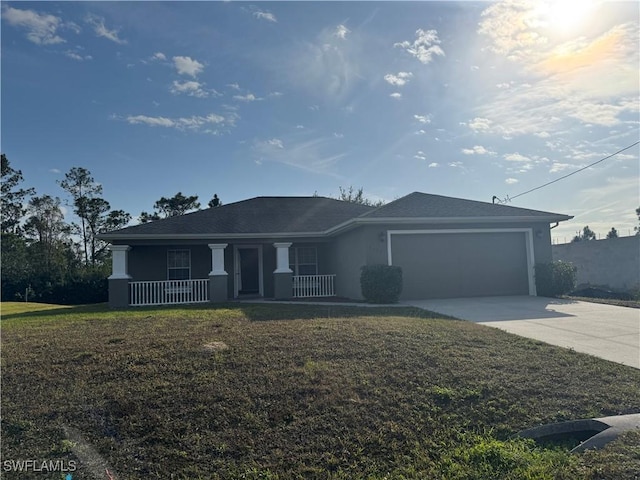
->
[552, 236, 640, 291]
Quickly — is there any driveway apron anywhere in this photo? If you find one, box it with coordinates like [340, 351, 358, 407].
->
[403, 296, 640, 369]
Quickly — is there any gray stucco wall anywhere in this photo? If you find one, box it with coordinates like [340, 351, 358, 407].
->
[552, 236, 640, 291]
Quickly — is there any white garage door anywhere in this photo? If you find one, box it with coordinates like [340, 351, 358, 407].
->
[389, 230, 533, 300]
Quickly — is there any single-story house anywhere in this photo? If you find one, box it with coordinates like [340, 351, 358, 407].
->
[98, 192, 572, 307]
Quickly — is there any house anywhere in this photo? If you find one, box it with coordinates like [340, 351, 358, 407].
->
[98, 192, 572, 307]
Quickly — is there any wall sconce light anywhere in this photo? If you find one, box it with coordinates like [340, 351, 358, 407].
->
[535, 229, 543, 239]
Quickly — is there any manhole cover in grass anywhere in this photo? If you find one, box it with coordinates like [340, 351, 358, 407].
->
[203, 341, 229, 352]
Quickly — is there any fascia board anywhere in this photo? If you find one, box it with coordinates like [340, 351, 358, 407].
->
[96, 231, 328, 241]
[326, 215, 573, 235]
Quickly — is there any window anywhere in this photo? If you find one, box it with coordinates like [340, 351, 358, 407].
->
[167, 249, 191, 280]
[289, 247, 317, 276]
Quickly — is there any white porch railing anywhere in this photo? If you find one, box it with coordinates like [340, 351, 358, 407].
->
[292, 274, 336, 298]
[130, 279, 209, 306]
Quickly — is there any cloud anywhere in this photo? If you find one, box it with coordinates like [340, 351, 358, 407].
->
[467, 117, 492, 133]
[334, 25, 350, 39]
[390, 92, 402, 99]
[414, 114, 431, 124]
[384, 72, 413, 87]
[505, 178, 519, 184]
[2, 6, 72, 45]
[123, 112, 232, 133]
[267, 138, 284, 149]
[462, 145, 495, 155]
[65, 50, 92, 61]
[226, 83, 241, 90]
[233, 93, 259, 102]
[170, 80, 216, 98]
[151, 52, 166, 61]
[394, 28, 445, 64]
[414, 151, 427, 161]
[503, 152, 531, 162]
[428, 162, 439, 168]
[253, 10, 277, 22]
[85, 14, 127, 44]
[549, 162, 574, 173]
[475, 3, 639, 136]
[172, 56, 204, 77]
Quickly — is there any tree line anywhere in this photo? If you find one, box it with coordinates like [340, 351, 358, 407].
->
[1, 154, 220, 304]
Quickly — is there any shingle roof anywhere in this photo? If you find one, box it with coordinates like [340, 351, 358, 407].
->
[101, 196, 375, 237]
[359, 192, 570, 219]
[100, 192, 571, 240]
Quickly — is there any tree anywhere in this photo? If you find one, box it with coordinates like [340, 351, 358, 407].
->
[59, 167, 103, 265]
[208, 194, 222, 208]
[1, 154, 35, 233]
[23, 195, 73, 280]
[336, 186, 385, 207]
[606, 227, 618, 239]
[571, 225, 596, 243]
[140, 192, 200, 223]
[635, 207, 640, 235]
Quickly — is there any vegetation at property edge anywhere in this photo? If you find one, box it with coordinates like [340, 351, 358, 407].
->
[2, 303, 639, 479]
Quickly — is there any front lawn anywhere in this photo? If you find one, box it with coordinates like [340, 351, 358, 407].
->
[2, 302, 639, 479]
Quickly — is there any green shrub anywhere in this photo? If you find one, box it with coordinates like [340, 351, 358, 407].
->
[535, 261, 576, 297]
[360, 264, 403, 304]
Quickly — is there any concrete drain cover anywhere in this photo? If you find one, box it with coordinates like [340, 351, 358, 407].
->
[518, 413, 640, 453]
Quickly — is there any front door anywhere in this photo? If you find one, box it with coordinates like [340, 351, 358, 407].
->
[234, 246, 263, 297]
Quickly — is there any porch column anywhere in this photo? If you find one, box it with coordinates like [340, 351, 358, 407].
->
[108, 245, 131, 308]
[208, 244, 228, 302]
[273, 242, 293, 299]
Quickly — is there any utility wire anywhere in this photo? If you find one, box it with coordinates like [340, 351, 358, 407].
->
[495, 141, 640, 203]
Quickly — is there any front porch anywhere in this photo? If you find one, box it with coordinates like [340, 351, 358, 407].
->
[107, 243, 337, 307]
[126, 275, 337, 306]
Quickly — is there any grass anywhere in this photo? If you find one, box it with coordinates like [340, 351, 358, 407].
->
[2, 302, 639, 479]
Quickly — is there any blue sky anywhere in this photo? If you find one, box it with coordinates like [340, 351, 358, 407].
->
[2, 1, 638, 243]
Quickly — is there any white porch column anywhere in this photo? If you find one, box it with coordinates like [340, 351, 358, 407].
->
[208, 244, 228, 276]
[108, 245, 131, 279]
[273, 242, 292, 273]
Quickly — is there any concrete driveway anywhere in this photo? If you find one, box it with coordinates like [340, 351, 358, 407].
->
[403, 296, 640, 369]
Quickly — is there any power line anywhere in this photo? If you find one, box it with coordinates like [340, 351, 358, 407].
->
[494, 140, 640, 204]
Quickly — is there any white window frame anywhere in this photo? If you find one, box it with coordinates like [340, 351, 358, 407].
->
[167, 249, 191, 280]
[289, 246, 318, 276]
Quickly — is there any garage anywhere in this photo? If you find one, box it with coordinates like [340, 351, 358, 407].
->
[389, 229, 534, 300]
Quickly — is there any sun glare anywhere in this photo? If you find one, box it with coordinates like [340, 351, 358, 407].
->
[544, 0, 597, 33]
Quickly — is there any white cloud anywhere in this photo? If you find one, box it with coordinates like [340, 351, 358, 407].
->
[394, 28, 445, 64]
[549, 162, 573, 173]
[267, 138, 284, 149]
[496, 82, 511, 89]
[468, 117, 492, 133]
[65, 50, 92, 61]
[3, 6, 70, 45]
[253, 135, 345, 176]
[268, 91, 283, 98]
[414, 114, 431, 124]
[170, 80, 215, 98]
[462, 145, 495, 155]
[151, 52, 166, 61]
[233, 93, 259, 102]
[334, 25, 350, 39]
[172, 56, 204, 77]
[534, 131, 551, 138]
[253, 10, 277, 22]
[390, 92, 402, 99]
[414, 151, 427, 161]
[504, 152, 531, 162]
[449, 161, 464, 168]
[505, 178, 519, 184]
[124, 112, 231, 133]
[227, 83, 241, 90]
[428, 162, 439, 168]
[415, 129, 426, 135]
[384, 71, 413, 87]
[85, 14, 127, 44]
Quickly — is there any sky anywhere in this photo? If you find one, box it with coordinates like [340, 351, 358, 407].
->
[2, 0, 639, 243]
